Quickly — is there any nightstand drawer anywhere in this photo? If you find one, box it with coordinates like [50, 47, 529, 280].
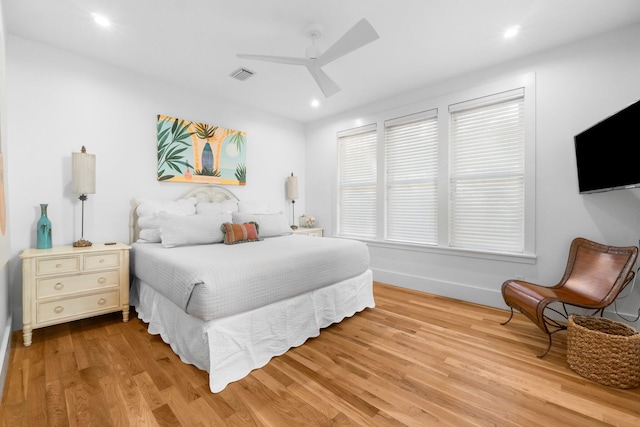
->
[293, 227, 323, 237]
[36, 256, 80, 275]
[84, 252, 120, 270]
[37, 270, 120, 299]
[37, 290, 120, 323]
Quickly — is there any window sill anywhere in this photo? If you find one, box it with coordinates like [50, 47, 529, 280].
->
[343, 237, 537, 264]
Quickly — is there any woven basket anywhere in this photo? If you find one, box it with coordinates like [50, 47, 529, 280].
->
[567, 315, 640, 389]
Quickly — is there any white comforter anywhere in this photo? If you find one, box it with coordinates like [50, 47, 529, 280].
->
[131, 234, 370, 321]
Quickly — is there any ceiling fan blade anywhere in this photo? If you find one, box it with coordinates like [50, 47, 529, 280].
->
[237, 54, 312, 66]
[316, 18, 379, 67]
[306, 66, 341, 97]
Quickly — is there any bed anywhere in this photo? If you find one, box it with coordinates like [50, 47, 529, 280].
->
[129, 185, 374, 392]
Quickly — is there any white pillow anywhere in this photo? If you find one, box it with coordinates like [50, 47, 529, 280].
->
[196, 200, 238, 215]
[159, 212, 231, 248]
[136, 197, 197, 217]
[136, 197, 197, 242]
[139, 228, 161, 243]
[232, 212, 292, 238]
[237, 200, 271, 214]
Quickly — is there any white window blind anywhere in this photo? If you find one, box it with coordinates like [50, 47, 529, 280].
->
[449, 90, 525, 253]
[337, 125, 377, 239]
[385, 110, 438, 244]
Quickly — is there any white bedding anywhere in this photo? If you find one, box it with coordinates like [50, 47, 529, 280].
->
[129, 186, 375, 392]
[131, 269, 374, 392]
[131, 234, 370, 321]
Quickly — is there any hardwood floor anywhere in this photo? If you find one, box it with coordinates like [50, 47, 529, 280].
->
[2, 282, 639, 426]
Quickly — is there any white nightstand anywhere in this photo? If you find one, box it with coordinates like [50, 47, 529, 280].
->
[20, 243, 131, 346]
[292, 227, 323, 237]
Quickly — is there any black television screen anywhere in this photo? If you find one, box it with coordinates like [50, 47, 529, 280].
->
[574, 99, 640, 194]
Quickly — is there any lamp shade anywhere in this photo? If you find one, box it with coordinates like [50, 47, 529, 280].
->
[72, 146, 96, 195]
[286, 174, 299, 200]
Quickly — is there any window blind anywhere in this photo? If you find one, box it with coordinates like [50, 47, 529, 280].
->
[337, 125, 377, 238]
[385, 110, 438, 244]
[449, 93, 525, 253]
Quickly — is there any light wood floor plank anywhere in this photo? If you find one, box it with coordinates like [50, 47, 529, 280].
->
[98, 374, 132, 427]
[2, 282, 640, 426]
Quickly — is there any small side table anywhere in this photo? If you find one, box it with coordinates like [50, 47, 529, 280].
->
[20, 243, 131, 346]
[292, 227, 323, 237]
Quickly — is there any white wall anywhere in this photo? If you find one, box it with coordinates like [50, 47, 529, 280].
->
[6, 36, 307, 330]
[305, 24, 640, 325]
[0, 0, 12, 401]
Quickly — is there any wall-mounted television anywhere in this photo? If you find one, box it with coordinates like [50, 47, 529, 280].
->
[574, 99, 640, 194]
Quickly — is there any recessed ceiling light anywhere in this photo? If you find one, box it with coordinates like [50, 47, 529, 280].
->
[310, 99, 320, 108]
[92, 13, 111, 28]
[504, 25, 520, 39]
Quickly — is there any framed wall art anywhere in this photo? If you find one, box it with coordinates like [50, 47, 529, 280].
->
[157, 115, 247, 185]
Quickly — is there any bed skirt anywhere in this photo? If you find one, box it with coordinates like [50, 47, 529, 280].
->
[131, 269, 374, 392]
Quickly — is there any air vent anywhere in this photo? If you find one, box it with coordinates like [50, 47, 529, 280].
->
[230, 68, 255, 81]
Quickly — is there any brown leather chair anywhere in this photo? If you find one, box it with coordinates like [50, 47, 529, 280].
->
[501, 237, 638, 357]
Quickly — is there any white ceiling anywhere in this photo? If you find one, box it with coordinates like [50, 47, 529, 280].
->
[4, 0, 640, 123]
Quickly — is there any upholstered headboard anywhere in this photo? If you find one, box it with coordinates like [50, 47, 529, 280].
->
[129, 184, 240, 243]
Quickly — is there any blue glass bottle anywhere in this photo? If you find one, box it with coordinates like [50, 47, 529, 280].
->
[36, 203, 52, 249]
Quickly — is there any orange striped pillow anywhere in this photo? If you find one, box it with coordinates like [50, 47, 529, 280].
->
[220, 222, 261, 245]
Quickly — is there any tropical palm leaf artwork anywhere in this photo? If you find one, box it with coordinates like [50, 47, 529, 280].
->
[157, 115, 247, 185]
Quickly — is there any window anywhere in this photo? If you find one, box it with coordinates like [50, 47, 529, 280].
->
[385, 110, 439, 245]
[449, 89, 525, 253]
[336, 75, 534, 257]
[337, 125, 377, 239]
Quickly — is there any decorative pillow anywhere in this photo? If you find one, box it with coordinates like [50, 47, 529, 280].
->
[136, 197, 197, 242]
[232, 212, 292, 237]
[159, 213, 231, 248]
[221, 222, 262, 245]
[196, 199, 238, 215]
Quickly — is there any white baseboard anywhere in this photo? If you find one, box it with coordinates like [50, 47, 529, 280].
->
[373, 269, 640, 329]
[602, 307, 640, 328]
[373, 268, 508, 310]
[0, 314, 12, 402]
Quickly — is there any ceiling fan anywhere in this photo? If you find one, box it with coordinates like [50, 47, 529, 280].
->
[237, 18, 379, 97]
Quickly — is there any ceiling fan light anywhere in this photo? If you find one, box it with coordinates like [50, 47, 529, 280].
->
[305, 44, 322, 60]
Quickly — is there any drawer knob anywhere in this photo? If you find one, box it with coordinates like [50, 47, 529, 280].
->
[56, 263, 62, 268]
[54, 283, 64, 291]
[99, 259, 105, 264]
[97, 277, 106, 284]
[98, 298, 106, 305]
[54, 306, 64, 314]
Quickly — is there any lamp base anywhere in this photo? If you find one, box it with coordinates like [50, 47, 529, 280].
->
[73, 239, 93, 247]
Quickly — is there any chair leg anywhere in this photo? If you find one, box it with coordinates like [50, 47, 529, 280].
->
[501, 308, 514, 326]
[537, 333, 553, 358]
[501, 306, 555, 358]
